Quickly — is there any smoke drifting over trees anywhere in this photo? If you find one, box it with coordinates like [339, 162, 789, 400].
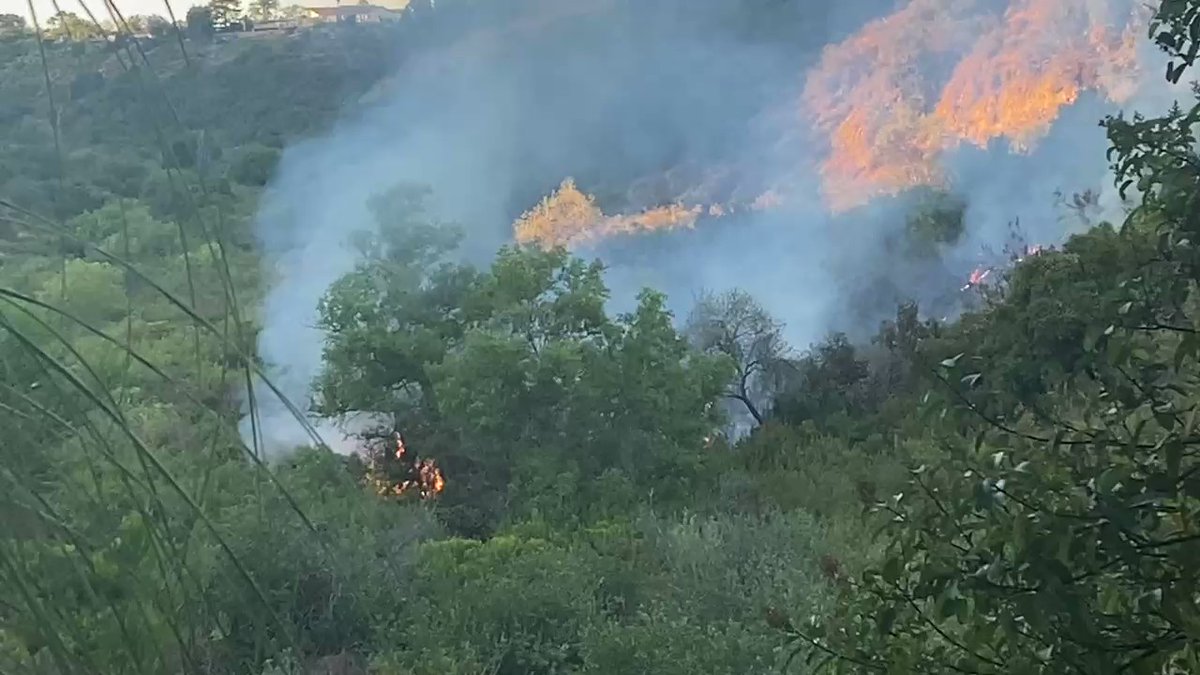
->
[248, 0, 1184, 455]
[5, 1, 1200, 672]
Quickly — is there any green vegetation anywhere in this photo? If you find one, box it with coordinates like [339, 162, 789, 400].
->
[2, 2, 1199, 674]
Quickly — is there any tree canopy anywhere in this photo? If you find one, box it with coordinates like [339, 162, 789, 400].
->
[315, 186, 733, 532]
[1, 1, 1199, 673]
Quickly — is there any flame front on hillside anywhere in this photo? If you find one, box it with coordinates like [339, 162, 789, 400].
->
[514, 0, 1152, 249]
[513, 178, 760, 248]
[804, 0, 1147, 211]
[513, 178, 785, 248]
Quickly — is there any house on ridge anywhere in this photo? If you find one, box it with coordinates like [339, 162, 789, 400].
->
[299, 0, 409, 24]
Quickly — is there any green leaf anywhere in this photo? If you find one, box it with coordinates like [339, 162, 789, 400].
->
[1012, 514, 1030, 553]
[1097, 468, 1121, 493]
[1175, 333, 1199, 370]
[882, 556, 902, 584]
[1166, 441, 1183, 483]
[876, 606, 897, 636]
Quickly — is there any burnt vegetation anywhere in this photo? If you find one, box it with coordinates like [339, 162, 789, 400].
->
[0, 1, 1199, 674]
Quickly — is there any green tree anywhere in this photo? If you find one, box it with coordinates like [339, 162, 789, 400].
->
[773, 333, 871, 430]
[208, 0, 244, 31]
[686, 288, 790, 425]
[784, 9, 1200, 670]
[0, 13, 27, 39]
[316, 185, 732, 531]
[229, 144, 281, 186]
[903, 188, 966, 258]
[280, 5, 309, 20]
[248, 0, 281, 22]
[138, 15, 174, 38]
[121, 14, 148, 34]
[45, 11, 102, 40]
[1150, 1, 1200, 82]
[185, 5, 215, 40]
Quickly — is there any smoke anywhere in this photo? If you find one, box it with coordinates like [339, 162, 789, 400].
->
[242, 0, 1189, 457]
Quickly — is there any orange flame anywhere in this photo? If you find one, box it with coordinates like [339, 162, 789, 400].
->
[513, 179, 703, 247]
[516, 0, 1149, 248]
[366, 432, 445, 500]
[805, 0, 1147, 211]
[513, 178, 780, 248]
[961, 243, 1047, 291]
[967, 266, 992, 287]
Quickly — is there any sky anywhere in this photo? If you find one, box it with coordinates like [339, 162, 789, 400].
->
[4, 0, 203, 21]
[2, 0, 332, 22]
[4, 0, 399, 21]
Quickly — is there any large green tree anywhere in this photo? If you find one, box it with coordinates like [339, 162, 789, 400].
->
[686, 288, 791, 425]
[247, 0, 281, 22]
[315, 185, 732, 532]
[0, 13, 27, 38]
[44, 11, 102, 40]
[781, 8, 1200, 671]
[185, 5, 215, 39]
[208, 0, 243, 32]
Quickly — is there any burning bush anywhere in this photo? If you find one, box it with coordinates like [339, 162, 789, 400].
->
[363, 432, 446, 500]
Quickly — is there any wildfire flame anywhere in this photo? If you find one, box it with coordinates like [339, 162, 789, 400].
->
[515, 0, 1150, 248]
[513, 179, 703, 248]
[366, 432, 445, 500]
[513, 178, 777, 248]
[964, 267, 992, 290]
[961, 243, 1047, 291]
[804, 0, 1147, 212]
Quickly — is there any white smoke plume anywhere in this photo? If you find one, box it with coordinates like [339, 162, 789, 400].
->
[242, 0, 1190, 457]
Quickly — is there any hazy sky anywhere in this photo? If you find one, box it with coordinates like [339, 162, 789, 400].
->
[6, 0, 365, 23]
[6, 0, 229, 22]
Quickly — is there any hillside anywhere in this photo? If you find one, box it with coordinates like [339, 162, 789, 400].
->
[0, 24, 400, 217]
[1, 2, 1200, 674]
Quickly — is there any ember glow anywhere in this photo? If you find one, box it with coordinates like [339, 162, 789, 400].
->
[804, 0, 1147, 211]
[366, 432, 446, 500]
[961, 243, 1048, 291]
[963, 267, 992, 290]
